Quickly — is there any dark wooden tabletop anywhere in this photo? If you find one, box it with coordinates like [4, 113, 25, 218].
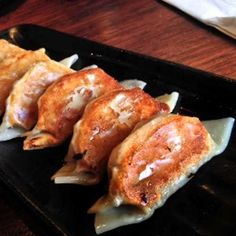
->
[0, 0, 236, 235]
[1, 0, 236, 79]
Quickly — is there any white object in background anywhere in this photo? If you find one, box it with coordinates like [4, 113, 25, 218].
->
[59, 54, 78, 68]
[162, 0, 236, 39]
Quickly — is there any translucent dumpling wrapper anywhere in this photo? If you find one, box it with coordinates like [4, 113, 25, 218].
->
[59, 54, 78, 68]
[52, 88, 172, 185]
[0, 55, 77, 141]
[88, 114, 234, 234]
[156, 91, 179, 113]
[0, 46, 50, 115]
[120, 79, 147, 90]
[23, 67, 123, 150]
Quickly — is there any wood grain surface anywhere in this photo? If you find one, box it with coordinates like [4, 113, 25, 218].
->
[0, 0, 236, 235]
[0, 0, 236, 79]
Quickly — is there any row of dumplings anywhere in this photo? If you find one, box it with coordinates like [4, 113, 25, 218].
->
[0, 39, 234, 234]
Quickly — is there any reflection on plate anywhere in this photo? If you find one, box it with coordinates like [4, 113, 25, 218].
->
[0, 24, 235, 236]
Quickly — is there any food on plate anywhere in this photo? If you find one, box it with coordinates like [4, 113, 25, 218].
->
[88, 114, 234, 234]
[0, 46, 49, 115]
[119, 79, 146, 90]
[52, 88, 172, 185]
[58, 54, 78, 68]
[0, 39, 25, 65]
[0, 56, 76, 141]
[23, 67, 123, 150]
[0, 38, 234, 235]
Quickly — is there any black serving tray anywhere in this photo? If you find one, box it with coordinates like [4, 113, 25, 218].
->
[0, 24, 235, 236]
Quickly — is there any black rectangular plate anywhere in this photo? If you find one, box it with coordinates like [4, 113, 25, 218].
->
[0, 24, 236, 236]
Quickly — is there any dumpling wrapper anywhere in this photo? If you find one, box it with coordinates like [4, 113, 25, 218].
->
[0, 39, 25, 65]
[157, 91, 179, 113]
[88, 115, 234, 234]
[120, 79, 147, 90]
[23, 67, 123, 150]
[80, 65, 147, 90]
[0, 55, 77, 141]
[59, 54, 78, 68]
[0, 47, 50, 115]
[52, 88, 171, 185]
[79, 65, 147, 90]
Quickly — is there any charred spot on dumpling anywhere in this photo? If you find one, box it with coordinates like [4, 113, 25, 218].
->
[187, 173, 195, 179]
[62, 159, 67, 165]
[140, 192, 148, 205]
[73, 151, 87, 160]
[166, 145, 172, 152]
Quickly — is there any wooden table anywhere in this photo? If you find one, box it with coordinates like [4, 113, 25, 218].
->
[0, 0, 236, 235]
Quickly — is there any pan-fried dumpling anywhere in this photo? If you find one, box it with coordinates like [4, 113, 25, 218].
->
[0, 47, 49, 115]
[52, 88, 171, 185]
[0, 57, 76, 141]
[88, 114, 234, 234]
[23, 67, 123, 150]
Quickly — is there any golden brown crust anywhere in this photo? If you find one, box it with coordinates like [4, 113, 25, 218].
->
[6, 61, 74, 130]
[108, 114, 213, 207]
[63, 88, 169, 184]
[23, 68, 122, 149]
[0, 48, 49, 115]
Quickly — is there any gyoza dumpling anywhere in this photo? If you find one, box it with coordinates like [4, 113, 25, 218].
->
[23, 67, 123, 150]
[0, 39, 25, 64]
[0, 58, 76, 141]
[0, 47, 49, 115]
[52, 88, 170, 185]
[88, 114, 234, 234]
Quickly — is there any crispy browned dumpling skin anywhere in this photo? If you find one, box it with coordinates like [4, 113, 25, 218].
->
[0, 47, 49, 115]
[23, 68, 122, 150]
[107, 114, 214, 208]
[6, 61, 74, 130]
[87, 116, 235, 234]
[52, 88, 169, 185]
